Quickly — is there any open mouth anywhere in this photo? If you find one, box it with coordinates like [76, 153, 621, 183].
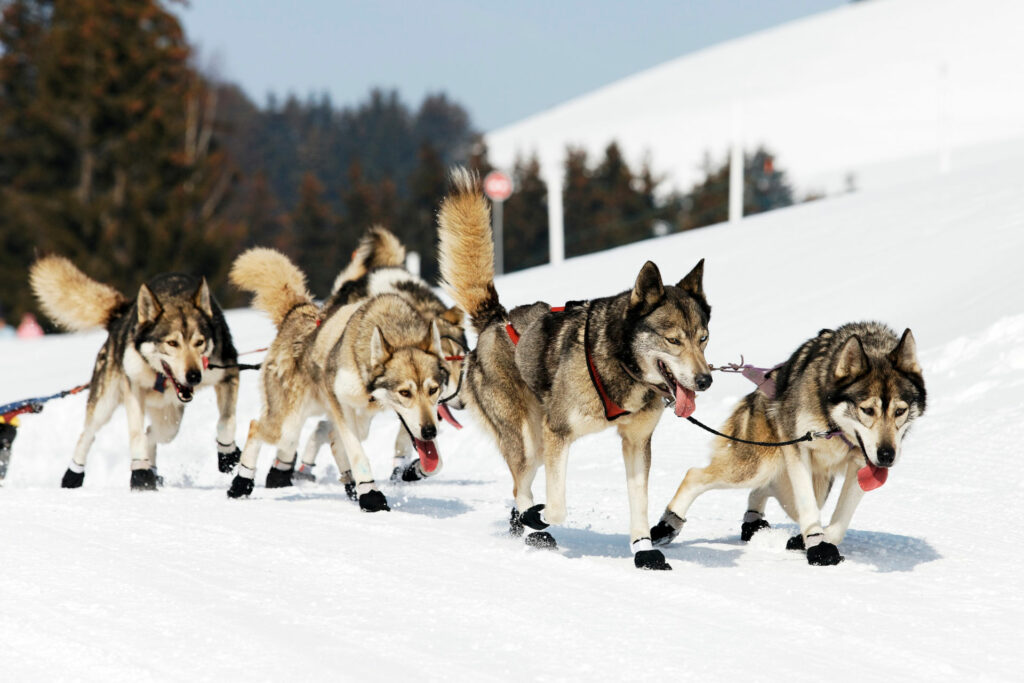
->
[161, 362, 194, 403]
[853, 432, 888, 491]
[412, 437, 440, 473]
[657, 360, 696, 418]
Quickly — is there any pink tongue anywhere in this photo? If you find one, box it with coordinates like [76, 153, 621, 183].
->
[674, 384, 696, 418]
[437, 404, 463, 430]
[857, 464, 888, 492]
[414, 438, 440, 473]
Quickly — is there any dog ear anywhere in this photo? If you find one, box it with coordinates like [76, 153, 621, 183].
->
[891, 328, 921, 376]
[370, 327, 392, 367]
[440, 305, 463, 326]
[137, 284, 162, 325]
[834, 335, 869, 382]
[194, 278, 214, 318]
[628, 261, 665, 314]
[676, 259, 705, 298]
[426, 320, 443, 356]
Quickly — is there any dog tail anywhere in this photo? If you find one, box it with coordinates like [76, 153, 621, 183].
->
[437, 167, 505, 332]
[29, 256, 127, 331]
[330, 225, 407, 295]
[230, 248, 314, 328]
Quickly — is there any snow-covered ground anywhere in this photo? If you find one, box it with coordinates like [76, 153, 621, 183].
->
[3, 152, 1023, 680]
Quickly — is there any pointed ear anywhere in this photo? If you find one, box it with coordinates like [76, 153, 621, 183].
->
[676, 259, 705, 298]
[891, 328, 921, 375]
[194, 278, 214, 318]
[427, 320, 443, 356]
[370, 327, 392, 367]
[440, 306, 463, 327]
[835, 335, 868, 383]
[137, 284, 162, 325]
[628, 261, 665, 314]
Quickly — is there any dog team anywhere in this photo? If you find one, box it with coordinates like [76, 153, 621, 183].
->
[25, 168, 927, 571]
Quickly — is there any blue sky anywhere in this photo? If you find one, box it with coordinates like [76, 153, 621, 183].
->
[177, 0, 847, 131]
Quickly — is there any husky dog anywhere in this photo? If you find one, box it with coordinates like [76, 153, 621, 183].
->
[437, 169, 712, 570]
[226, 248, 448, 511]
[29, 257, 241, 490]
[290, 227, 466, 488]
[651, 322, 926, 565]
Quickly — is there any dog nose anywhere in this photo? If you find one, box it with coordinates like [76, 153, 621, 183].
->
[876, 446, 895, 467]
[695, 373, 713, 391]
[421, 424, 437, 441]
[185, 369, 202, 386]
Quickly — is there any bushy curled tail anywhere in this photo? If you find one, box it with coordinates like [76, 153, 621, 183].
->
[331, 225, 407, 295]
[29, 256, 126, 331]
[230, 248, 313, 328]
[437, 167, 505, 332]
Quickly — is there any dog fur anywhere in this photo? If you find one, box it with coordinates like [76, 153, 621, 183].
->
[29, 256, 240, 490]
[651, 322, 927, 565]
[436, 168, 713, 570]
[226, 247, 448, 510]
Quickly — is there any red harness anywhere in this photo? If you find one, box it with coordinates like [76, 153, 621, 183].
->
[505, 305, 629, 421]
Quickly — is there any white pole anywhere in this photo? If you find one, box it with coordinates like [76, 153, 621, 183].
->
[493, 199, 504, 275]
[729, 101, 744, 224]
[544, 164, 564, 265]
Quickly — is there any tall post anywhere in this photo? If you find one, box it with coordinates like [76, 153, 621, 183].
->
[729, 101, 744, 224]
[492, 199, 504, 276]
[544, 164, 564, 265]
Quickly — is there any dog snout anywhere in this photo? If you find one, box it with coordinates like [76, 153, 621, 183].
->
[185, 369, 202, 386]
[420, 424, 437, 441]
[695, 373, 713, 391]
[876, 446, 895, 467]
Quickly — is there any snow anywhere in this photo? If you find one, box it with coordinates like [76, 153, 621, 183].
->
[3, 152, 1024, 680]
[485, 0, 1024, 196]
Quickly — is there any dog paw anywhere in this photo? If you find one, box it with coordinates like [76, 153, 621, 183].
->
[344, 482, 357, 501]
[61, 468, 84, 489]
[400, 459, 425, 482]
[218, 447, 241, 474]
[741, 518, 771, 542]
[226, 475, 254, 499]
[634, 549, 672, 571]
[358, 489, 390, 512]
[786, 534, 806, 551]
[525, 531, 557, 549]
[807, 542, 845, 566]
[509, 508, 524, 537]
[130, 468, 159, 492]
[520, 504, 549, 531]
[293, 465, 315, 483]
[265, 466, 294, 489]
[651, 521, 680, 547]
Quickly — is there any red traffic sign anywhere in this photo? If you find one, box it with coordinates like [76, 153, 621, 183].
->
[483, 170, 514, 202]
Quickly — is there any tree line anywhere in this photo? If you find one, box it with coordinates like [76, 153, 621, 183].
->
[0, 0, 797, 322]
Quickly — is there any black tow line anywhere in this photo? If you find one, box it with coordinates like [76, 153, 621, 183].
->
[684, 414, 839, 448]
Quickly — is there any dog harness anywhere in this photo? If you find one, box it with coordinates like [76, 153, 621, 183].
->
[504, 304, 630, 421]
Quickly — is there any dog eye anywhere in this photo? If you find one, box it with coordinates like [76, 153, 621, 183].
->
[399, 389, 412, 398]
[665, 337, 681, 346]
[860, 406, 875, 417]
[194, 338, 205, 347]
[894, 407, 907, 417]
[428, 386, 439, 395]
[166, 340, 179, 348]
[699, 334, 708, 343]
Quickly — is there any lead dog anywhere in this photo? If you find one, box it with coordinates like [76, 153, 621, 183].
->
[437, 169, 712, 570]
[651, 322, 927, 565]
[29, 256, 240, 490]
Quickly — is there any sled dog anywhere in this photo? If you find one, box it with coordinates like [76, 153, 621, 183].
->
[226, 248, 448, 511]
[29, 257, 241, 490]
[437, 169, 713, 570]
[651, 322, 927, 565]
[292, 226, 466, 487]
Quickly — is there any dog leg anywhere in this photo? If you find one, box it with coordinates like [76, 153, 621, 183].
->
[390, 426, 416, 482]
[325, 397, 388, 512]
[783, 445, 843, 565]
[741, 488, 772, 541]
[620, 416, 670, 571]
[123, 383, 158, 491]
[296, 420, 331, 482]
[322, 422, 357, 499]
[63, 379, 121, 488]
[227, 419, 266, 498]
[215, 374, 240, 473]
[824, 458, 866, 545]
[265, 449, 297, 489]
[541, 423, 569, 526]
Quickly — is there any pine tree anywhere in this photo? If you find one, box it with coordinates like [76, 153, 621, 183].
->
[503, 155, 548, 272]
[399, 143, 447, 280]
[291, 172, 338, 296]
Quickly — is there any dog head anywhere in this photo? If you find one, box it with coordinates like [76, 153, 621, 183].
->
[368, 321, 447, 443]
[135, 278, 215, 403]
[627, 260, 712, 417]
[827, 328, 926, 469]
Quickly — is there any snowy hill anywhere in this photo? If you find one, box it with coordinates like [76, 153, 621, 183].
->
[485, 0, 1024, 195]
[2, 153, 1023, 680]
